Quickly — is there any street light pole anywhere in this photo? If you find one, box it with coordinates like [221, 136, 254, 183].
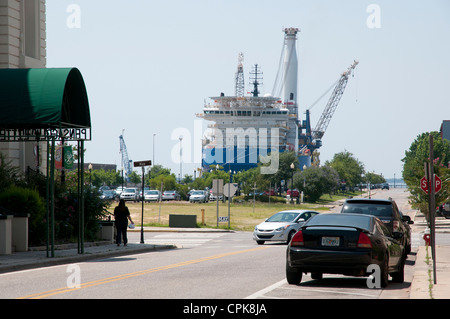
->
[290, 163, 295, 204]
[152, 133, 156, 167]
[179, 136, 183, 183]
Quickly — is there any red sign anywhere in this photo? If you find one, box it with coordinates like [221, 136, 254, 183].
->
[435, 175, 442, 193]
[420, 176, 428, 194]
[420, 175, 442, 194]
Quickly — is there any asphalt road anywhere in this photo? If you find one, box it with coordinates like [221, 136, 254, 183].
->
[0, 187, 419, 300]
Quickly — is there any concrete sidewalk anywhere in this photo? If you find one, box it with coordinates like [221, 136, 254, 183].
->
[410, 214, 450, 299]
[0, 227, 230, 274]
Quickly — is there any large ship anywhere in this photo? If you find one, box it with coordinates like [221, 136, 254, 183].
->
[197, 28, 302, 172]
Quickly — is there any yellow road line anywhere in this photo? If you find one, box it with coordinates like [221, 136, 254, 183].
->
[18, 246, 269, 299]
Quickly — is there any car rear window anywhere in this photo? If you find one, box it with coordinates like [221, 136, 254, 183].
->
[341, 201, 393, 217]
[306, 214, 372, 232]
[267, 212, 300, 222]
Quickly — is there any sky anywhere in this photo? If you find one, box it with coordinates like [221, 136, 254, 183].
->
[46, 0, 450, 180]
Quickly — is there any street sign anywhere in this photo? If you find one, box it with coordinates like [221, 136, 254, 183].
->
[212, 179, 223, 195]
[435, 175, 442, 193]
[420, 174, 442, 194]
[223, 183, 238, 197]
[218, 216, 229, 222]
[420, 176, 428, 194]
[134, 160, 152, 167]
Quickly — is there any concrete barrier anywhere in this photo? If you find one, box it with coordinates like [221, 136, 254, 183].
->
[0, 215, 13, 255]
[11, 213, 29, 252]
[169, 214, 197, 228]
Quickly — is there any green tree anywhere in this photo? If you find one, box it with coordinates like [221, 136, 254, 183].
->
[325, 150, 365, 188]
[402, 131, 450, 219]
[294, 165, 340, 202]
[365, 172, 386, 185]
[259, 151, 299, 187]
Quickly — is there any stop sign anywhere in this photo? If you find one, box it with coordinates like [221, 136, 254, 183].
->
[420, 175, 442, 194]
[420, 176, 428, 194]
[435, 174, 442, 193]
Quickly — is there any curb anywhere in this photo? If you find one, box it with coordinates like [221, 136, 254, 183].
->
[0, 244, 176, 274]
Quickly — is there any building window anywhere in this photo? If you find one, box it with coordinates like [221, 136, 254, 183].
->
[24, 0, 40, 59]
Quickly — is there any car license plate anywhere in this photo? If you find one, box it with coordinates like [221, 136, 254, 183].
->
[321, 236, 340, 247]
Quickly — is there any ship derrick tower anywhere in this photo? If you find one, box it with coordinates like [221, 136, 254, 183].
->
[281, 27, 300, 152]
[197, 28, 301, 172]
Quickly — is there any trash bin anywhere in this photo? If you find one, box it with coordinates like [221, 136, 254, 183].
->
[98, 221, 115, 243]
[0, 215, 13, 255]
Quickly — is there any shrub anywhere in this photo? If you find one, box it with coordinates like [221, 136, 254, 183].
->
[0, 186, 46, 246]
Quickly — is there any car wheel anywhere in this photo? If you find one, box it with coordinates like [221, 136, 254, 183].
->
[391, 257, 405, 283]
[381, 255, 389, 288]
[256, 240, 265, 245]
[286, 261, 302, 285]
[286, 230, 296, 244]
[311, 272, 323, 280]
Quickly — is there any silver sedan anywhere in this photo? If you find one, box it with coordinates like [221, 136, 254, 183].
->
[253, 210, 320, 245]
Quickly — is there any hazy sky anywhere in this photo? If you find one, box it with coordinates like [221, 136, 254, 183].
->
[46, 0, 449, 180]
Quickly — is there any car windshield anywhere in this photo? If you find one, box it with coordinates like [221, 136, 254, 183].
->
[342, 201, 392, 217]
[266, 212, 300, 222]
[123, 188, 135, 193]
[192, 191, 204, 195]
[306, 214, 372, 232]
[145, 190, 158, 195]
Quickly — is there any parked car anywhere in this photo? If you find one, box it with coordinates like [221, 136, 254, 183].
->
[438, 203, 450, 219]
[253, 210, 319, 245]
[144, 190, 161, 202]
[264, 189, 276, 196]
[162, 190, 181, 201]
[286, 189, 299, 198]
[99, 186, 111, 192]
[209, 189, 223, 201]
[120, 188, 138, 201]
[189, 190, 209, 203]
[100, 190, 115, 200]
[286, 213, 406, 287]
[114, 187, 125, 198]
[381, 183, 389, 190]
[340, 198, 413, 254]
[139, 187, 150, 201]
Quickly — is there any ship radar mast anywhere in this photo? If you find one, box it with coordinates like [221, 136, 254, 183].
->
[249, 64, 263, 97]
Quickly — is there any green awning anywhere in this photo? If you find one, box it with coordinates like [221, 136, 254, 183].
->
[0, 68, 91, 129]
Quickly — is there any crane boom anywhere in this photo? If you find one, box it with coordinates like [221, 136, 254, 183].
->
[312, 60, 358, 140]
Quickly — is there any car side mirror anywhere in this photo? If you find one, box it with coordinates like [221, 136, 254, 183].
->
[402, 215, 414, 225]
[297, 218, 305, 223]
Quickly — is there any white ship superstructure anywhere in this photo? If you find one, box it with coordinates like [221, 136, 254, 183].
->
[197, 28, 301, 172]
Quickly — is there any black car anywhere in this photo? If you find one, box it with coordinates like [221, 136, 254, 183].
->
[286, 213, 405, 287]
[340, 198, 413, 254]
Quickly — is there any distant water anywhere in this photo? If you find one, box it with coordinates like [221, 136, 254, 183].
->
[386, 178, 406, 188]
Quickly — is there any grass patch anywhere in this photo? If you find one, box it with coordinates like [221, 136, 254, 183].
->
[107, 198, 337, 232]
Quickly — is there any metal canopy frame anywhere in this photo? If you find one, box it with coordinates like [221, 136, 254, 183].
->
[0, 68, 91, 257]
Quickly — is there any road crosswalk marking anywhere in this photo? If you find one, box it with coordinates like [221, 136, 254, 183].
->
[137, 233, 226, 248]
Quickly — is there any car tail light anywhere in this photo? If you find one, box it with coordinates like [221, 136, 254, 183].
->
[393, 220, 400, 232]
[291, 230, 304, 246]
[357, 232, 372, 248]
